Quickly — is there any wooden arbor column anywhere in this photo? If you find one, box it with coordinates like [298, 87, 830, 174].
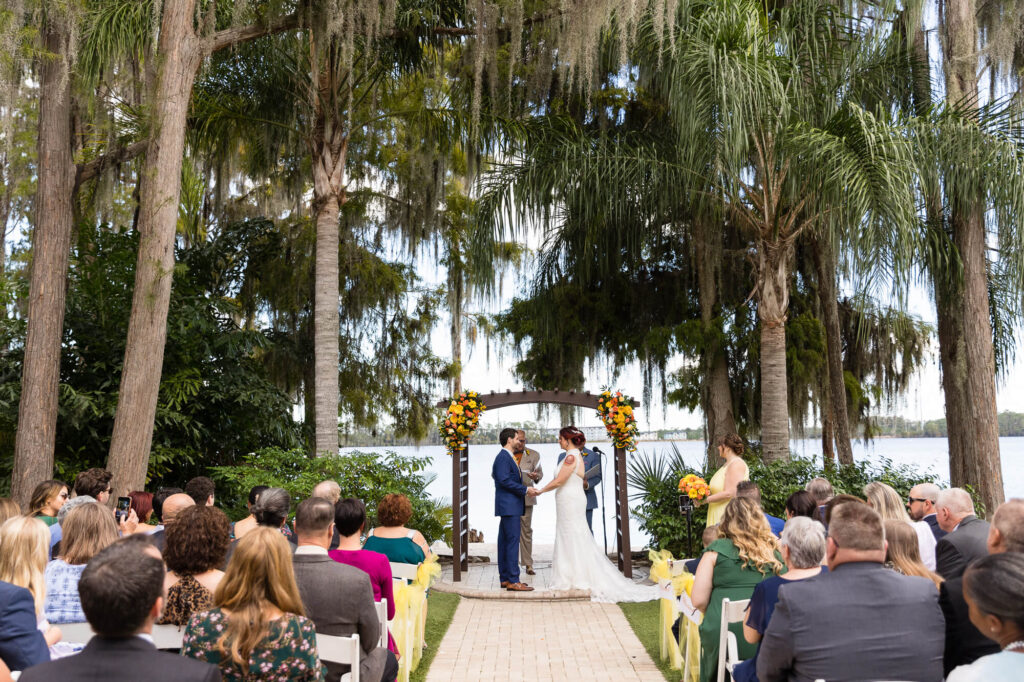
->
[451, 446, 469, 580]
[439, 389, 639, 582]
[613, 445, 632, 577]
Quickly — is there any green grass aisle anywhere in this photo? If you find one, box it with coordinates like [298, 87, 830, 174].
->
[619, 601, 677, 682]
[410, 592, 461, 682]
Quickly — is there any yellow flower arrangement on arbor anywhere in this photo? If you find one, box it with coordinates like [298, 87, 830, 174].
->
[678, 474, 710, 501]
[597, 390, 639, 451]
[440, 391, 486, 455]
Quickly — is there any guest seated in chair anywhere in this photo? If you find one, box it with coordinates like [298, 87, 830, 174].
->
[329, 498, 398, 657]
[293, 497, 397, 682]
[181, 527, 322, 680]
[947, 552, 1024, 681]
[364, 494, 430, 567]
[0, 578, 49, 673]
[20, 535, 220, 682]
[0, 517, 63, 647]
[158, 505, 231, 626]
[732, 517, 827, 682]
[44, 502, 119, 624]
[692, 498, 783, 682]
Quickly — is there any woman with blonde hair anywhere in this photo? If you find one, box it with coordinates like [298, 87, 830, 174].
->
[692, 497, 783, 682]
[182, 526, 323, 680]
[864, 481, 937, 570]
[44, 502, 118, 623]
[28, 481, 68, 526]
[0, 498, 20, 526]
[0, 517, 62, 646]
[884, 520, 943, 589]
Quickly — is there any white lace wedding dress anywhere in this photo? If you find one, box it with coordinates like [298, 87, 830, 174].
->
[549, 449, 659, 603]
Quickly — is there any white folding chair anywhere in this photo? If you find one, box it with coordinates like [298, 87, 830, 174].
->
[317, 633, 361, 682]
[376, 598, 389, 648]
[151, 623, 185, 650]
[717, 597, 750, 682]
[57, 621, 95, 644]
[389, 561, 420, 583]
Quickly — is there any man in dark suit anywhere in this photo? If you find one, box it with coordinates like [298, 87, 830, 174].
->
[557, 444, 601, 532]
[493, 427, 537, 591]
[20, 535, 219, 682]
[0, 580, 49, 672]
[757, 502, 944, 682]
[939, 497, 1024, 674]
[908, 482, 946, 541]
[935, 487, 991, 580]
[292, 497, 396, 682]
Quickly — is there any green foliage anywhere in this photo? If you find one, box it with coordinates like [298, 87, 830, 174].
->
[628, 444, 953, 559]
[210, 447, 451, 545]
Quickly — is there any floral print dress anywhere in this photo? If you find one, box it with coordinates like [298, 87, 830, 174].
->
[182, 607, 324, 681]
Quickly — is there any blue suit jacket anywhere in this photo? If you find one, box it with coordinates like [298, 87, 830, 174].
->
[765, 513, 785, 537]
[558, 447, 601, 510]
[0, 580, 49, 671]
[493, 448, 527, 517]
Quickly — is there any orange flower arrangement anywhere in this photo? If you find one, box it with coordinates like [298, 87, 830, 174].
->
[678, 473, 710, 501]
[440, 391, 486, 455]
[596, 390, 639, 451]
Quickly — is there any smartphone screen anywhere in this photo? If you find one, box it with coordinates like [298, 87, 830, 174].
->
[116, 496, 131, 522]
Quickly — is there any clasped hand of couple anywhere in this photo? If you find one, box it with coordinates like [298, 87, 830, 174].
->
[526, 487, 542, 497]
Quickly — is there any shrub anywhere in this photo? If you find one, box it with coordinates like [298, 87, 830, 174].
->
[211, 447, 451, 544]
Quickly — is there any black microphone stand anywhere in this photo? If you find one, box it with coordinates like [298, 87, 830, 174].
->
[678, 494, 694, 559]
[593, 446, 608, 556]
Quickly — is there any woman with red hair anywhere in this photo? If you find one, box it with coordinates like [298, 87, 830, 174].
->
[536, 426, 657, 602]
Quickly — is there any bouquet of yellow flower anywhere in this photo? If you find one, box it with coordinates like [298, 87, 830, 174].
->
[597, 390, 639, 451]
[440, 391, 486, 456]
[678, 473, 710, 501]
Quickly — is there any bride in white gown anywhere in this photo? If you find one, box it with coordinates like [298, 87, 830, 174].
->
[537, 426, 658, 603]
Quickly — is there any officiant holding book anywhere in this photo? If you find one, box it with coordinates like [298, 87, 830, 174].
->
[557, 444, 601, 532]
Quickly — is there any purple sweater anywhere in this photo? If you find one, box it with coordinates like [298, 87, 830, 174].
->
[328, 548, 397, 652]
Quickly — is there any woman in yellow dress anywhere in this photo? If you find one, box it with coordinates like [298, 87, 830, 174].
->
[699, 434, 749, 526]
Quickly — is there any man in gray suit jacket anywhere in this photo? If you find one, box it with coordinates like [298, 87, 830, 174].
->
[757, 502, 944, 682]
[515, 430, 543, 575]
[292, 498, 397, 682]
[935, 487, 991, 580]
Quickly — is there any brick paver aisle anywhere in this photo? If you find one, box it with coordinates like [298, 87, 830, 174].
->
[426, 598, 665, 682]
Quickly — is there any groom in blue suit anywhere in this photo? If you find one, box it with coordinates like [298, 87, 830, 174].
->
[493, 428, 537, 591]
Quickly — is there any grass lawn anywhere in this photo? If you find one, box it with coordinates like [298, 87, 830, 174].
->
[619, 601, 678, 682]
[410, 591, 461, 682]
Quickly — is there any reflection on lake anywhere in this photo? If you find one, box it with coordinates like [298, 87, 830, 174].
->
[341, 437, 1023, 550]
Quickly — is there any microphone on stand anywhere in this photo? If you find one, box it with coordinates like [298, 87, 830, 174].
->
[592, 446, 608, 556]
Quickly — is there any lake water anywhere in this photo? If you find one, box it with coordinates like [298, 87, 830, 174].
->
[341, 437, 1024, 550]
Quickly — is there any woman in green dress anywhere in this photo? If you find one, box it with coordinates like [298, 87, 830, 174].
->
[182, 527, 323, 681]
[692, 497, 783, 682]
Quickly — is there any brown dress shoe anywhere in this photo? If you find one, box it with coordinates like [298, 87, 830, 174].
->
[525, 567, 536, 575]
[507, 582, 535, 592]
[500, 581, 511, 588]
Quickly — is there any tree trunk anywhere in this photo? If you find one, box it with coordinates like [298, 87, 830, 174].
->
[757, 240, 791, 462]
[312, 192, 340, 456]
[811, 234, 854, 466]
[942, 0, 1004, 513]
[449, 269, 464, 396]
[106, 0, 203, 497]
[694, 218, 736, 459]
[10, 20, 76, 507]
[308, 77, 348, 455]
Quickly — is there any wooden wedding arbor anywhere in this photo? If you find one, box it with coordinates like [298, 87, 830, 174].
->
[436, 389, 637, 582]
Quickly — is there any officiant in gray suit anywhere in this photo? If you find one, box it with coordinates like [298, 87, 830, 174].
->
[515, 429, 543, 575]
[558, 442, 601, 532]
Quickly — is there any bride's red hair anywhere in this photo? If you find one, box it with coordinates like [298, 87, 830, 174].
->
[559, 426, 586, 448]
